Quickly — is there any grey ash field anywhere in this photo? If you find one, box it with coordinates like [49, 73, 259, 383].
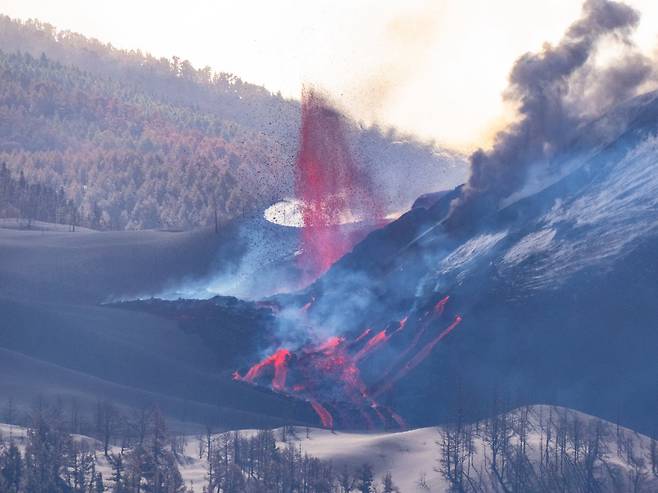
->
[0, 220, 317, 430]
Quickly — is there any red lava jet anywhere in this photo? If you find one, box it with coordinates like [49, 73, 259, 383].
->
[234, 295, 463, 430]
[295, 88, 382, 282]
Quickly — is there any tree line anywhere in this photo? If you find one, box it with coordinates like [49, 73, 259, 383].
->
[0, 16, 299, 142]
[0, 399, 400, 493]
[0, 162, 85, 230]
[0, 49, 289, 231]
[2, 394, 657, 492]
[0, 400, 188, 493]
[200, 426, 397, 493]
[435, 397, 658, 493]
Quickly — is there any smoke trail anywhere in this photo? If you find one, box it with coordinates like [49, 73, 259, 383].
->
[447, 0, 654, 228]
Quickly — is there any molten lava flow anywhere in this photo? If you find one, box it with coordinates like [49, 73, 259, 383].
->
[354, 330, 389, 362]
[300, 297, 315, 313]
[310, 400, 334, 429]
[434, 295, 450, 315]
[235, 295, 463, 430]
[372, 296, 451, 383]
[295, 88, 382, 281]
[398, 315, 462, 378]
[388, 408, 408, 429]
[239, 349, 291, 391]
[315, 336, 344, 353]
[373, 315, 463, 398]
[354, 327, 372, 342]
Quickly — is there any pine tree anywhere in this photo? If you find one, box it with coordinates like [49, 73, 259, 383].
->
[94, 472, 105, 493]
[108, 453, 128, 493]
[0, 442, 23, 493]
[23, 408, 71, 493]
[126, 407, 185, 493]
[382, 471, 399, 493]
[355, 463, 374, 493]
[338, 465, 353, 493]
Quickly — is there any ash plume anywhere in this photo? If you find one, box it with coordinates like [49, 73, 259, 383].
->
[352, 2, 441, 123]
[447, 0, 656, 228]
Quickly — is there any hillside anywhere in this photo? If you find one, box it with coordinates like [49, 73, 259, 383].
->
[281, 89, 658, 437]
[0, 48, 290, 230]
[0, 223, 321, 430]
[2, 406, 656, 492]
[0, 15, 466, 231]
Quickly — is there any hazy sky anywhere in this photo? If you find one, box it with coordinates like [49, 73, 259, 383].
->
[2, 0, 657, 151]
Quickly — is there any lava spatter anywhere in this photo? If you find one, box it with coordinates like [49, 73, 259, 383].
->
[295, 88, 382, 281]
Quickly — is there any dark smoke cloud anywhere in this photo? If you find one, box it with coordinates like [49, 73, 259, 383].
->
[570, 52, 656, 114]
[447, 0, 654, 227]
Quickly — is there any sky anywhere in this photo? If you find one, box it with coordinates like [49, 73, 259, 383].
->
[1, 0, 657, 151]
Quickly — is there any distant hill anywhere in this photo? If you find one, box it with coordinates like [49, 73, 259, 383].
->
[3, 405, 656, 492]
[0, 15, 466, 230]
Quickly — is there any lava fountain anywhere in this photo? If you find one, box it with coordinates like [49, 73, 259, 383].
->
[237, 90, 461, 429]
[295, 88, 382, 282]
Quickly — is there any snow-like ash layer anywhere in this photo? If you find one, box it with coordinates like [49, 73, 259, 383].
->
[5, 405, 654, 493]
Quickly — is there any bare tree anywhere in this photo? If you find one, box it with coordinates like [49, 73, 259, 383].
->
[338, 464, 354, 493]
[484, 399, 513, 493]
[382, 471, 399, 493]
[95, 400, 118, 457]
[583, 420, 605, 493]
[649, 438, 658, 478]
[416, 472, 431, 491]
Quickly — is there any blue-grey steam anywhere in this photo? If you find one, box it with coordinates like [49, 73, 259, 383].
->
[448, 0, 655, 228]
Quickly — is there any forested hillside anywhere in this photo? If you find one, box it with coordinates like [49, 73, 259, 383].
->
[0, 49, 288, 230]
[0, 16, 465, 230]
[0, 162, 82, 229]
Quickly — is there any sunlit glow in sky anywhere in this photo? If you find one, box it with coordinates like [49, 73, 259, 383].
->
[2, 0, 657, 151]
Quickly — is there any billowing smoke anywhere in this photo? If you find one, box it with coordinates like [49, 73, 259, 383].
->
[448, 0, 656, 227]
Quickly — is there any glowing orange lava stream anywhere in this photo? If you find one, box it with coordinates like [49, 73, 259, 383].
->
[234, 295, 463, 429]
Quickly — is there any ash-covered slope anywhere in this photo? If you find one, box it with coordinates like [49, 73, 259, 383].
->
[0, 224, 319, 429]
[294, 89, 658, 436]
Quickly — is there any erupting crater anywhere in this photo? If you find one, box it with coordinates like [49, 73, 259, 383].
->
[293, 88, 384, 282]
[234, 295, 463, 430]
[239, 90, 464, 429]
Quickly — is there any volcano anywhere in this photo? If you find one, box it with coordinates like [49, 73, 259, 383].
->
[272, 89, 658, 436]
[226, 87, 658, 433]
[39, 58, 655, 438]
